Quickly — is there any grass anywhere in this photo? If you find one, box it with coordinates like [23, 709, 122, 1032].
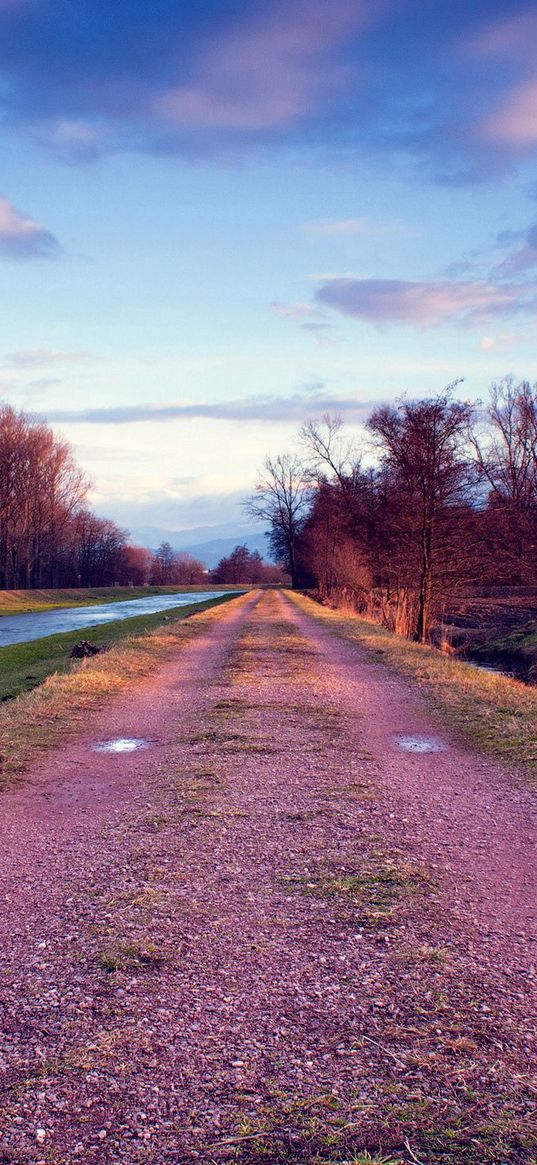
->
[0, 583, 237, 617]
[283, 855, 428, 929]
[96, 939, 166, 973]
[0, 593, 235, 702]
[288, 591, 537, 779]
[471, 622, 537, 681]
[0, 591, 246, 780]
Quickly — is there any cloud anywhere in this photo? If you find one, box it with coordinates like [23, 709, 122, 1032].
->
[0, 197, 60, 259]
[303, 217, 398, 236]
[1, 2, 536, 176]
[314, 275, 537, 329]
[478, 332, 519, 352]
[482, 81, 537, 150]
[470, 10, 537, 62]
[4, 347, 90, 367]
[0, 0, 375, 160]
[145, 0, 371, 135]
[491, 221, 537, 277]
[43, 391, 376, 426]
[467, 13, 537, 158]
[32, 120, 107, 164]
[271, 300, 328, 322]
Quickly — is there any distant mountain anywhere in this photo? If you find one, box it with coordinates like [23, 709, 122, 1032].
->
[127, 524, 272, 568]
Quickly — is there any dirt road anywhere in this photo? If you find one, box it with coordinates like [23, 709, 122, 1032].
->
[0, 590, 535, 1164]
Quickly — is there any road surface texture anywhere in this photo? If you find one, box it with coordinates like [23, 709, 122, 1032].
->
[0, 589, 535, 1165]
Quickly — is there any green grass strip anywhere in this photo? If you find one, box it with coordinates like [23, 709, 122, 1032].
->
[0, 594, 236, 702]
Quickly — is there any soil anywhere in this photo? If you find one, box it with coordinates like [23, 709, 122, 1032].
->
[0, 589, 535, 1165]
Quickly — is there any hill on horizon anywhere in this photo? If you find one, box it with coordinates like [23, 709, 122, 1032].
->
[126, 524, 272, 569]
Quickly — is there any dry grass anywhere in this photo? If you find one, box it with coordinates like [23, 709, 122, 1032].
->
[288, 592, 537, 780]
[0, 592, 250, 782]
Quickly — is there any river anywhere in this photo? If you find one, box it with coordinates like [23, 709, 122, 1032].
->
[0, 591, 231, 648]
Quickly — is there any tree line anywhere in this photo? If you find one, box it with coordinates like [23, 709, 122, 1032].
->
[0, 402, 280, 590]
[247, 378, 537, 642]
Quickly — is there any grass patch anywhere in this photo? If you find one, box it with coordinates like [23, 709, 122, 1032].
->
[0, 593, 235, 702]
[0, 592, 246, 781]
[97, 939, 166, 973]
[289, 592, 537, 779]
[283, 856, 427, 929]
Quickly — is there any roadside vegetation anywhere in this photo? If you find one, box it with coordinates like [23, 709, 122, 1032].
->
[289, 591, 537, 779]
[0, 591, 244, 779]
[248, 378, 537, 659]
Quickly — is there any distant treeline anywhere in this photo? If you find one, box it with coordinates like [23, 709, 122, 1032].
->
[0, 402, 280, 590]
[247, 378, 537, 642]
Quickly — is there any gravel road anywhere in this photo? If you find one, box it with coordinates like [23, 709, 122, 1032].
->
[0, 589, 535, 1165]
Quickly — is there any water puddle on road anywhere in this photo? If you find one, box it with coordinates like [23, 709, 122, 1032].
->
[91, 738, 153, 754]
[394, 734, 447, 754]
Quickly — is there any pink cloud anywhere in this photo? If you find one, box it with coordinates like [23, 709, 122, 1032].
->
[478, 333, 519, 352]
[154, 0, 374, 132]
[0, 196, 60, 259]
[483, 81, 537, 148]
[470, 11, 537, 63]
[314, 276, 537, 329]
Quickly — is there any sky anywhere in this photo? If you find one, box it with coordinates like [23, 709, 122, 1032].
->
[1, 0, 537, 539]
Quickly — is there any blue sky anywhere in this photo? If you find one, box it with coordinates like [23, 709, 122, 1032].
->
[1, 0, 537, 536]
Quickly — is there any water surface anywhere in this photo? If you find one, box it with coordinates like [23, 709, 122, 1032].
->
[0, 591, 230, 648]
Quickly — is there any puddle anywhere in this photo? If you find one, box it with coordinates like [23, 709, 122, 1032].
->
[394, 734, 446, 754]
[91, 738, 153, 754]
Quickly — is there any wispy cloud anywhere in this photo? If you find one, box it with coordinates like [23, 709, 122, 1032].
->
[44, 391, 376, 426]
[153, 0, 372, 134]
[271, 300, 328, 322]
[0, 2, 536, 176]
[0, 0, 377, 160]
[0, 197, 60, 259]
[478, 333, 519, 352]
[491, 221, 537, 277]
[482, 81, 537, 150]
[4, 347, 90, 367]
[303, 217, 399, 236]
[314, 275, 537, 329]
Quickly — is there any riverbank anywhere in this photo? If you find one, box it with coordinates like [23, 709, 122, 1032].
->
[0, 592, 240, 738]
[290, 592, 537, 779]
[0, 584, 238, 617]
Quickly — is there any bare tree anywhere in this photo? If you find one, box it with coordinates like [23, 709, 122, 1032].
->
[244, 453, 311, 587]
[368, 387, 476, 641]
[173, 553, 207, 584]
[300, 414, 361, 492]
[0, 403, 88, 587]
[471, 378, 537, 582]
[152, 541, 177, 585]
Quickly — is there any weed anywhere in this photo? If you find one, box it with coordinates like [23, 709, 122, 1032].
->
[97, 939, 167, 973]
